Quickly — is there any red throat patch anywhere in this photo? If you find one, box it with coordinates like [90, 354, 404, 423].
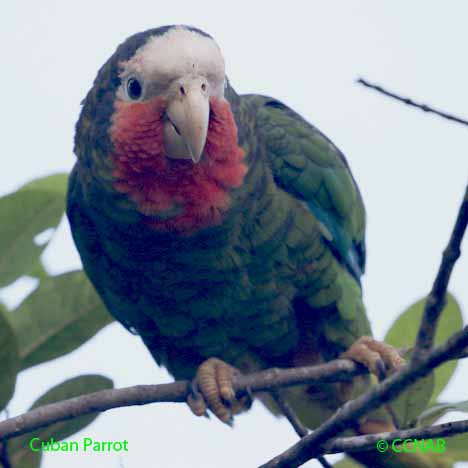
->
[109, 96, 247, 234]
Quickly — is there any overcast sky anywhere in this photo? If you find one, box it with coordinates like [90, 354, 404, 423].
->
[2, 1, 468, 467]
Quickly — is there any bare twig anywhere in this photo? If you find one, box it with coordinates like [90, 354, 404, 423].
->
[323, 417, 468, 454]
[271, 389, 308, 438]
[0, 381, 187, 441]
[412, 185, 468, 364]
[271, 390, 334, 468]
[234, 359, 366, 391]
[0, 411, 10, 468]
[357, 78, 468, 127]
[259, 325, 468, 468]
[0, 440, 11, 468]
[316, 455, 333, 468]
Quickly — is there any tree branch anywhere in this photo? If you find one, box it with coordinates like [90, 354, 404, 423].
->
[0, 342, 466, 445]
[323, 418, 468, 454]
[259, 324, 468, 468]
[0, 380, 188, 441]
[412, 184, 468, 364]
[271, 389, 308, 438]
[0, 440, 11, 468]
[0, 350, 427, 443]
[357, 78, 468, 127]
[0, 358, 368, 441]
[270, 390, 333, 468]
[0, 344, 423, 443]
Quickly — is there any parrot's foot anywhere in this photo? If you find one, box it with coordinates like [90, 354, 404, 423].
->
[187, 357, 252, 425]
[341, 336, 406, 380]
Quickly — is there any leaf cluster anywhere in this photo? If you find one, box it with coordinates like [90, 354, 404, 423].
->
[0, 175, 114, 467]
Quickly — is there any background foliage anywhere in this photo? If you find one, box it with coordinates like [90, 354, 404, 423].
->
[0, 174, 114, 468]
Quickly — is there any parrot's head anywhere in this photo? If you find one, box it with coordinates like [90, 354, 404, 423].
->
[75, 25, 247, 233]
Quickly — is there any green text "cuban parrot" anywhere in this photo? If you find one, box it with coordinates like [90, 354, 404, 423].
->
[67, 25, 440, 467]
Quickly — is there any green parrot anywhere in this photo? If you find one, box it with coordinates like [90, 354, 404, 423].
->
[67, 25, 442, 468]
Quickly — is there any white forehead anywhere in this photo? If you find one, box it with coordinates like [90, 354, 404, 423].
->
[123, 27, 225, 84]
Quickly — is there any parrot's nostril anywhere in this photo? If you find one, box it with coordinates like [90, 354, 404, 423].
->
[180, 86, 186, 96]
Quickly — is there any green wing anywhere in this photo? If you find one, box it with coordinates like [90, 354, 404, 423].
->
[252, 95, 366, 281]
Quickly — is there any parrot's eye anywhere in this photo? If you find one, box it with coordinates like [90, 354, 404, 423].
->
[126, 77, 143, 100]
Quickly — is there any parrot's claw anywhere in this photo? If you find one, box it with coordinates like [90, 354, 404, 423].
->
[187, 357, 252, 425]
[341, 336, 406, 380]
[187, 382, 209, 417]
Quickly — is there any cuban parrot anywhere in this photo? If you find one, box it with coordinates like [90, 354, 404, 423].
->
[67, 25, 440, 468]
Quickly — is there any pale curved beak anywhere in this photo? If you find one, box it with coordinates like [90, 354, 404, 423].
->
[164, 79, 209, 163]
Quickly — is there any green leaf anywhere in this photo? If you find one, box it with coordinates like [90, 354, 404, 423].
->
[7, 271, 113, 370]
[445, 433, 468, 461]
[334, 450, 454, 468]
[8, 445, 42, 468]
[0, 174, 68, 287]
[8, 375, 113, 468]
[418, 400, 468, 426]
[385, 293, 463, 402]
[389, 368, 434, 428]
[0, 303, 20, 410]
[333, 456, 363, 467]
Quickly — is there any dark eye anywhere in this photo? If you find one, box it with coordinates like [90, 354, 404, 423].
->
[126, 77, 142, 100]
